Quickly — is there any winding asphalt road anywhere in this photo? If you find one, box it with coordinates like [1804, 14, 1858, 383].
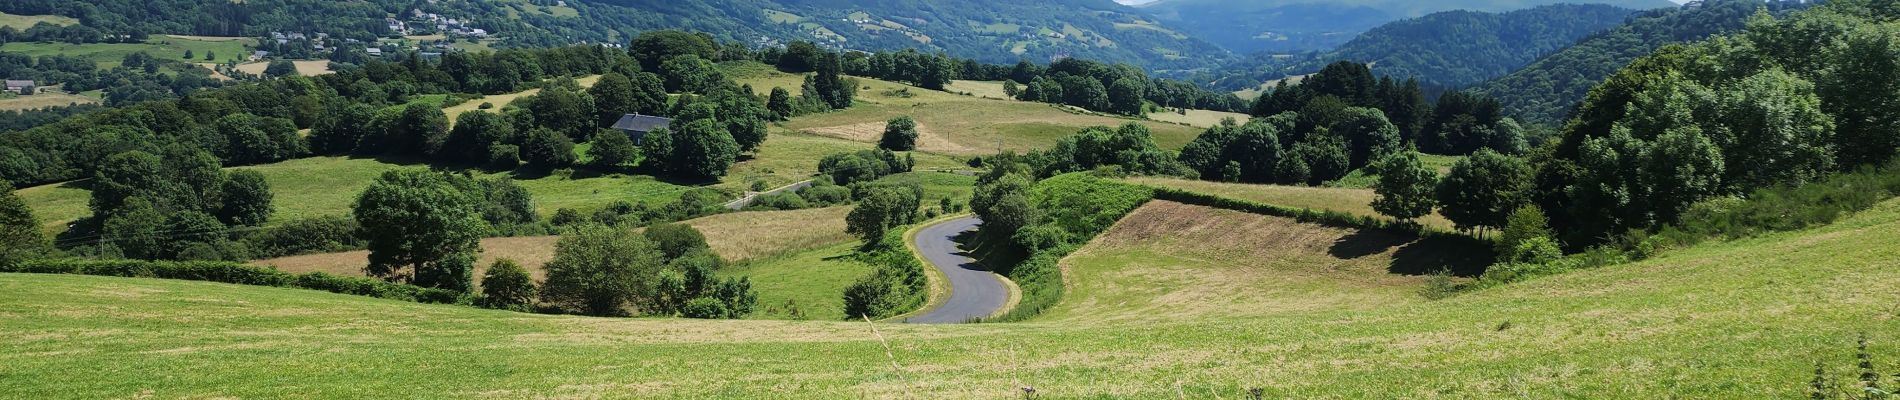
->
[903, 216, 1009, 324]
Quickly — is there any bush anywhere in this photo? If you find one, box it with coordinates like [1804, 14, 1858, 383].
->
[242, 216, 362, 259]
[681, 297, 729, 319]
[801, 185, 852, 205]
[644, 223, 710, 260]
[750, 191, 809, 210]
[479, 259, 537, 311]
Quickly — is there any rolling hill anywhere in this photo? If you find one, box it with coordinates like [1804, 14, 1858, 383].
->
[1138, 0, 1678, 54]
[1474, 0, 1815, 124]
[7, 193, 1897, 397]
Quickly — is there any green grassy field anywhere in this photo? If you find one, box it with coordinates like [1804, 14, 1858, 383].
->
[724, 241, 870, 320]
[0, 12, 77, 29]
[1125, 176, 1457, 230]
[0, 36, 254, 67]
[6, 194, 1898, 397]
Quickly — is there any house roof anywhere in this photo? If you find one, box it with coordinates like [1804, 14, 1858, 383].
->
[611, 114, 672, 133]
[5, 80, 33, 87]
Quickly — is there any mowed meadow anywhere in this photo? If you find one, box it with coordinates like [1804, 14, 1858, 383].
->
[7, 195, 1899, 397]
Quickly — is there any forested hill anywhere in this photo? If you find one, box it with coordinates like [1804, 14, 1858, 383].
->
[1309, 4, 1642, 88]
[1185, 4, 1643, 93]
[1138, 0, 1676, 54]
[1474, 0, 1815, 125]
[0, 0, 1234, 71]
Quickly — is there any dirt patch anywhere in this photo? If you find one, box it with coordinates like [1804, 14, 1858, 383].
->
[802, 121, 978, 154]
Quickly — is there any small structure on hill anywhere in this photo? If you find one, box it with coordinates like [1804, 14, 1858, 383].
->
[5, 80, 35, 95]
[610, 114, 672, 144]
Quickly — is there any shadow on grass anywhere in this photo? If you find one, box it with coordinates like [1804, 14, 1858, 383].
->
[1330, 228, 1493, 278]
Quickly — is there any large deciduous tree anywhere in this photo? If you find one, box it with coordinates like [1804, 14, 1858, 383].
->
[1370, 149, 1439, 223]
[540, 225, 666, 316]
[353, 170, 485, 293]
[1434, 149, 1531, 234]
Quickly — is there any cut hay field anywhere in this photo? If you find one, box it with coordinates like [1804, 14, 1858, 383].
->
[1145, 108, 1251, 128]
[9, 195, 1900, 397]
[232, 60, 333, 77]
[0, 91, 99, 111]
[1125, 176, 1457, 230]
[444, 75, 601, 125]
[728, 62, 1203, 155]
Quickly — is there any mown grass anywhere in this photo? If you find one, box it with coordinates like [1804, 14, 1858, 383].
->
[231, 60, 333, 77]
[0, 12, 77, 29]
[7, 196, 1900, 397]
[1126, 176, 1457, 230]
[723, 241, 869, 320]
[0, 91, 99, 111]
[0, 36, 254, 67]
[1144, 108, 1251, 128]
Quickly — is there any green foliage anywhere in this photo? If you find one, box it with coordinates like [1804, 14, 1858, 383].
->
[445, 111, 517, 165]
[644, 223, 710, 261]
[841, 230, 927, 320]
[352, 170, 485, 293]
[1370, 150, 1439, 223]
[1495, 205, 1554, 260]
[478, 259, 537, 312]
[990, 173, 1155, 321]
[1040, 123, 1188, 177]
[263, 60, 296, 78]
[521, 128, 576, 169]
[663, 118, 738, 181]
[629, 30, 717, 72]
[539, 225, 666, 317]
[880, 116, 918, 151]
[0, 183, 46, 267]
[240, 216, 361, 259]
[1434, 149, 1531, 233]
[817, 149, 909, 186]
[971, 173, 1039, 237]
[659, 55, 724, 94]
[386, 104, 450, 157]
[845, 185, 921, 243]
[585, 129, 638, 169]
[521, 87, 597, 141]
[217, 170, 272, 227]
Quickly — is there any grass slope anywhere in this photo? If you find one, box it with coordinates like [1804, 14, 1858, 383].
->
[6, 196, 1900, 397]
[0, 12, 76, 29]
[0, 36, 254, 67]
[1126, 176, 1457, 230]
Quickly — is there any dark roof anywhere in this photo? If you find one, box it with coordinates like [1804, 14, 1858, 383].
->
[611, 114, 672, 133]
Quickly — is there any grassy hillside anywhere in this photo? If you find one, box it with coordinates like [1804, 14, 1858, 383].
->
[730, 67, 1205, 155]
[0, 11, 76, 29]
[0, 35, 254, 67]
[1125, 176, 1457, 230]
[8, 195, 1899, 397]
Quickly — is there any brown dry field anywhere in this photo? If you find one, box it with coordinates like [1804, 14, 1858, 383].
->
[232, 60, 333, 77]
[802, 121, 978, 154]
[0, 92, 99, 111]
[256, 206, 851, 284]
[1043, 200, 1489, 323]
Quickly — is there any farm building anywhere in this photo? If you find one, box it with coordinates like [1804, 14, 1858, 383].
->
[610, 114, 672, 144]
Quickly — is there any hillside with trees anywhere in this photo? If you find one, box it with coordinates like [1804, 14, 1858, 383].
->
[1139, 0, 1674, 54]
[1474, 0, 1814, 125]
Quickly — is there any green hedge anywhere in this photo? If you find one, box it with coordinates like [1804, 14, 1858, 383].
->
[2, 259, 469, 305]
[991, 173, 1156, 322]
[1149, 187, 1487, 245]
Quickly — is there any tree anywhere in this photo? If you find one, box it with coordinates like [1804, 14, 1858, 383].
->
[1495, 205, 1553, 261]
[588, 73, 639, 127]
[1107, 78, 1146, 116]
[639, 126, 675, 171]
[846, 186, 921, 243]
[387, 103, 450, 157]
[522, 127, 577, 169]
[1370, 150, 1438, 223]
[630, 30, 717, 72]
[101, 197, 166, 260]
[264, 60, 297, 77]
[90, 151, 170, 219]
[204, 51, 215, 61]
[524, 87, 597, 140]
[880, 116, 918, 151]
[766, 87, 793, 120]
[586, 129, 638, 169]
[1291, 137, 1349, 185]
[667, 119, 738, 180]
[478, 259, 537, 312]
[311, 103, 379, 154]
[1720, 68, 1835, 191]
[1434, 149, 1531, 234]
[778, 41, 823, 73]
[0, 182, 46, 266]
[971, 173, 1038, 236]
[444, 111, 515, 163]
[183, 50, 194, 60]
[659, 55, 722, 94]
[353, 171, 484, 293]
[539, 225, 666, 316]
[1330, 107, 1402, 169]
[644, 223, 710, 260]
[218, 170, 273, 226]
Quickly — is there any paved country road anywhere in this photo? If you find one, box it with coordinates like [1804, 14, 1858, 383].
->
[903, 216, 1009, 323]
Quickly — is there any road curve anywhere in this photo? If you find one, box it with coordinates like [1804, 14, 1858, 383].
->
[903, 216, 1009, 324]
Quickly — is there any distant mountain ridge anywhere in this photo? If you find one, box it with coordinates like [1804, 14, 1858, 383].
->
[1139, 0, 1678, 53]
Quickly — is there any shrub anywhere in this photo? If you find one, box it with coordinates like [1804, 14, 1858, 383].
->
[478, 259, 537, 311]
[5, 259, 466, 304]
[681, 297, 729, 319]
[801, 185, 852, 205]
[644, 223, 710, 261]
[751, 192, 808, 210]
[242, 215, 362, 259]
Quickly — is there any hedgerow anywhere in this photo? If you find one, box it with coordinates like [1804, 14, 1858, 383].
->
[2, 259, 469, 304]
